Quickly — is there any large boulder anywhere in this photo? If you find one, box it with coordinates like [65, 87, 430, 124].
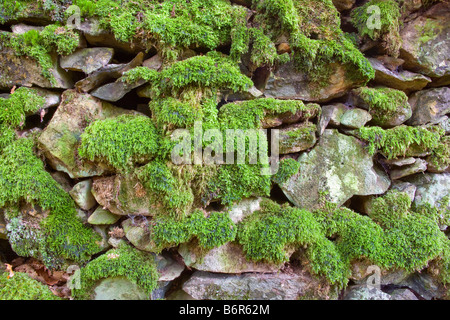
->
[399, 2, 450, 85]
[406, 87, 450, 126]
[280, 129, 391, 210]
[0, 48, 73, 89]
[368, 57, 431, 94]
[37, 90, 136, 179]
[263, 61, 367, 102]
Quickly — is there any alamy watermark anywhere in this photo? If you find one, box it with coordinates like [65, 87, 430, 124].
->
[170, 121, 279, 175]
[366, 265, 381, 290]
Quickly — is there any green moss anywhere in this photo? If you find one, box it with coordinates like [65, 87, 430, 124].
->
[72, 243, 159, 300]
[427, 135, 450, 171]
[1, 25, 80, 84]
[0, 138, 102, 268]
[78, 114, 160, 172]
[218, 98, 317, 130]
[350, 0, 402, 57]
[135, 160, 194, 217]
[73, 0, 248, 59]
[206, 164, 272, 206]
[353, 86, 410, 126]
[143, 53, 253, 98]
[237, 199, 348, 286]
[357, 125, 443, 159]
[0, 272, 61, 300]
[148, 89, 219, 131]
[150, 209, 236, 251]
[271, 157, 300, 184]
[0, 87, 45, 128]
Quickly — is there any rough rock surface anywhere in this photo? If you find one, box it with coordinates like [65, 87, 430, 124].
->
[280, 129, 391, 210]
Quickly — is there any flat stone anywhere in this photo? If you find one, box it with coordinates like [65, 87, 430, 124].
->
[91, 78, 148, 102]
[69, 180, 97, 211]
[399, 2, 450, 84]
[88, 207, 120, 225]
[390, 158, 427, 180]
[60, 48, 114, 74]
[407, 87, 450, 126]
[0, 48, 73, 89]
[343, 286, 391, 300]
[280, 129, 391, 210]
[37, 90, 136, 178]
[178, 241, 283, 273]
[263, 61, 367, 102]
[75, 52, 144, 93]
[404, 173, 450, 209]
[389, 288, 419, 300]
[182, 269, 338, 300]
[92, 276, 149, 300]
[317, 103, 350, 135]
[368, 57, 431, 94]
[278, 122, 317, 154]
[340, 108, 372, 129]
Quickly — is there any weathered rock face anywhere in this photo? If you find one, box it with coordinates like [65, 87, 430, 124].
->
[280, 129, 391, 210]
[182, 269, 338, 300]
[60, 48, 115, 74]
[178, 242, 283, 273]
[263, 62, 366, 102]
[399, 2, 450, 85]
[368, 57, 431, 93]
[278, 122, 317, 154]
[407, 87, 450, 126]
[38, 90, 137, 178]
[0, 48, 73, 89]
[404, 173, 450, 209]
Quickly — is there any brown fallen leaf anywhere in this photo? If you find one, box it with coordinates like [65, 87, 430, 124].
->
[5, 264, 14, 279]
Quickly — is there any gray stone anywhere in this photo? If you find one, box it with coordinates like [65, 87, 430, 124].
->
[143, 54, 163, 71]
[38, 90, 137, 179]
[280, 129, 391, 210]
[404, 173, 450, 209]
[390, 159, 427, 180]
[278, 122, 317, 154]
[263, 61, 367, 102]
[91, 77, 148, 102]
[227, 198, 263, 224]
[88, 207, 120, 225]
[122, 218, 156, 252]
[60, 48, 114, 74]
[93, 276, 149, 300]
[11, 24, 44, 34]
[389, 288, 419, 300]
[178, 242, 284, 273]
[401, 272, 447, 300]
[340, 108, 372, 129]
[391, 181, 417, 203]
[399, 2, 450, 84]
[69, 180, 97, 211]
[182, 269, 338, 300]
[0, 48, 73, 89]
[368, 57, 431, 94]
[343, 286, 391, 300]
[77, 19, 147, 55]
[407, 87, 450, 126]
[75, 52, 144, 93]
[155, 253, 185, 282]
[317, 103, 349, 135]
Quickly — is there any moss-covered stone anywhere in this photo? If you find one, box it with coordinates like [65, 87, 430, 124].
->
[0, 271, 61, 300]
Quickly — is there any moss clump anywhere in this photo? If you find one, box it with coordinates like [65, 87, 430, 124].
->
[0, 272, 61, 300]
[0, 25, 80, 84]
[206, 164, 272, 206]
[427, 135, 450, 172]
[78, 114, 160, 172]
[135, 160, 195, 217]
[218, 98, 319, 130]
[0, 138, 102, 268]
[72, 243, 159, 300]
[148, 89, 219, 131]
[0, 87, 45, 128]
[150, 209, 236, 251]
[141, 52, 253, 98]
[357, 125, 444, 159]
[353, 86, 410, 126]
[73, 0, 248, 59]
[271, 157, 300, 184]
[237, 199, 348, 286]
[350, 0, 402, 57]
